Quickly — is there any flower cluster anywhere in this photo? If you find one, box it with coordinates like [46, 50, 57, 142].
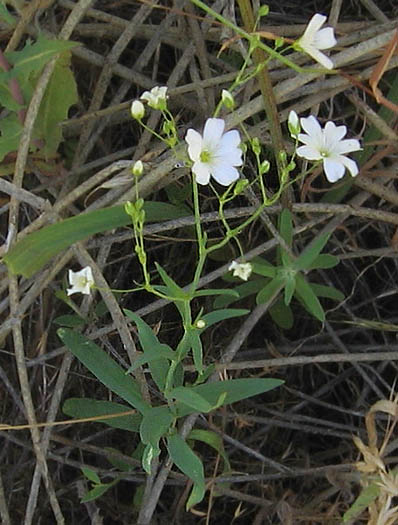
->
[131, 86, 168, 119]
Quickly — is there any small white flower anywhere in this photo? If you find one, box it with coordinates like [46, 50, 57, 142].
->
[185, 118, 243, 186]
[288, 110, 300, 138]
[296, 115, 361, 183]
[229, 261, 252, 281]
[67, 266, 94, 296]
[140, 86, 168, 109]
[131, 100, 145, 120]
[295, 13, 336, 70]
[196, 319, 206, 329]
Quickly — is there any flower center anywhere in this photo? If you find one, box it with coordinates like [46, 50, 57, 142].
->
[77, 276, 88, 287]
[200, 150, 212, 163]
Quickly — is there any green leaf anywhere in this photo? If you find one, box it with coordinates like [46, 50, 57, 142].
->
[342, 480, 380, 522]
[188, 429, 231, 473]
[140, 406, 174, 446]
[123, 309, 174, 389]
[309, 283, 344, 301]
[294, 233, 331, 271]
[256, 277, 284, 305]
[168, 386, 213, 413]
[294, 274, 325, 322]
[58, 329, 150, 415]
[283, 273, 296, 306]
[0, 2, 16, 27]
[4, 202, 189, 278]
[251, 259, 277, 278]
[53, 314, 86, 328]
[167, 433, 205, 510]
[278, 209, 293, 267]
[142, 443, 160, 474]
[6, 36, 79, 78]
[177, 378, 283, 417]
[213, 278, 267, 308]
[0, 72, 23, 111]
[35, 51, 78, 156]
[200, 308, 249, 329]
[269, 298, 294, 329]
[155, 262, 187, 300]
[81, 482, 115, 503]
[0, 113, 22, 161]
[187, 330, 203, 373]
[63, 398, 141, 432]
[194, 288, 239, 298]
[81, 467, 100, 484]
[306, 253, 340, 270]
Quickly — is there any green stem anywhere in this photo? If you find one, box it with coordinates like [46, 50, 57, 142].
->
[237, 0, 287, 188]
[189, 0, 317, 73]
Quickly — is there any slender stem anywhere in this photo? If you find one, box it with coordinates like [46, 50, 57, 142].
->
[237, 0, 287, 185]
[189, 0, 305, 72]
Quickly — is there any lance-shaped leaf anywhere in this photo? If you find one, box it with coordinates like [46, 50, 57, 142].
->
[63, 398, 141, 432]
[4, 202, 188, 277]
[293, 233, 331, 271]
[167, 433, 205, 510]
[35, 51, 78, 156]
[58, 328, 150, 415]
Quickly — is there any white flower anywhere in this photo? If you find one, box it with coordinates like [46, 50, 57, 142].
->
[67, 266, 94, 296]
[295, 13, 336, 70]
[296, 115, 361, 183]
[140, 86, 168, 109]
[131, 100, 145, 120]
[229, 261, 252, 281]
[185, 118, 243, 186]
[288, 110, 300, 138]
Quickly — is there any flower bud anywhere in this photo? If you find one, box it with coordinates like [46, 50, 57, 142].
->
[258, 5, 269, 17]
[221, 89, 235, 109]
[196, 319, 206, 329]
[288, 110, 300, 138]
[132, 160, 144, 176]
[131, 100, 145, 120]
[259, 160, 270, 175]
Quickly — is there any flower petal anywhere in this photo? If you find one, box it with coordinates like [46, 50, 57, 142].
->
[303, 13, 327, 39]
[300, 116, 323, 141]
[211, 162, 240, 185]
[192, 161, 211, 185]
[338, 155, 359, 177]
[185, 129, 203, 162]
[314, 27, 337, 49]
[323, 121, 347, 143]
[297, 145, 323, 161]
[203, 118, 225, 146]
[306, 48, 334, 69]
[334, 138, 362, 155]
[219, 129, 241, 150]
[323, 158, 345, 182]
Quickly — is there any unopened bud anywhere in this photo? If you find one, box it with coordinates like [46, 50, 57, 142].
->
[131, 100, 145, 120]
[132, 160, 144, 176]
[221, 89, 235, 109]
